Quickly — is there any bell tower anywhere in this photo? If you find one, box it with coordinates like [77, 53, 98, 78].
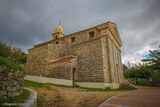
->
[52, 23, 64, 39]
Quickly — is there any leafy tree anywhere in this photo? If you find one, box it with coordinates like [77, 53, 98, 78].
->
[126, 66, 139, 84]
[142, 47, 160, 72]
[126, 63, 152, 85]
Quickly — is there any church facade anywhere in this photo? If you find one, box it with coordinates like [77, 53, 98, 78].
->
[26, 22, 124, 89]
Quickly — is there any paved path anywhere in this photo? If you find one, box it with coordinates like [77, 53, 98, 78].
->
[99, 87, 160, 107]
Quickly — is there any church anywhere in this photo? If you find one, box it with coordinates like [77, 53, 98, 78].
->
[26, 22, 124, 89]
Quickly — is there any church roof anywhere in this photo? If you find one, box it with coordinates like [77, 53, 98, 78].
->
[49, 55, 76, 63]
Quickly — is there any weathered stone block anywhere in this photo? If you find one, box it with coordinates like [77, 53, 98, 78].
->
[7, 92, 12, 97]
[12, 91, 20, 96]
[8, 72, 12, 77]
[0, 91, 7, 96]
[7, 86, 12, 91]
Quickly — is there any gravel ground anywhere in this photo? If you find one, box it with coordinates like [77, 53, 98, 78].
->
[29, 84, 124, 107]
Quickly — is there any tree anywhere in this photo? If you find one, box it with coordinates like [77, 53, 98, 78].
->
[137, 63, 153, 85]
[142, 46, 160, 72]
[126, 63, 152, 85]
[126, 66, 139, 84]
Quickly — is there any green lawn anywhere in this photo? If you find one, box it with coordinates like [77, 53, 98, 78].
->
[24, 80, 52, 90]
[24, 80, 136, 92]
[0, 89, 30, 107]
[47, 82, 136, 92]
[80, 87, 137, 92]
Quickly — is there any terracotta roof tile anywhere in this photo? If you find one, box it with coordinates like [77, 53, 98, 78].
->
[49, 56, 76, 63]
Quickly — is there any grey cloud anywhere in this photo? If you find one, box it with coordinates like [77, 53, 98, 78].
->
[0, 0, 159, 62]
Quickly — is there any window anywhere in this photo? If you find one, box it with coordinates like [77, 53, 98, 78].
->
[71, 37, 76, 42]
[89, 31, 94, 38]
[55, 35, 57, 39]
[55, 41, 59, 44]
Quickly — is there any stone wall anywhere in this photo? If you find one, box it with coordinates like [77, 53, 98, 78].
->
[105, 30, 124, 83]
[73, 39, 104, 82]
[26, 22, 124, 86]
[26, 45, 48, 76]
[47, 44, 66, 60]
[0, 66, 24, 99]
[64, 28, 100, 46]
[48, 62, 71, 80]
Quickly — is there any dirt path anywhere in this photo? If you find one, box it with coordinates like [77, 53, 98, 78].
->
[29, 85, 124, 107]
[100, 86, 160, 107]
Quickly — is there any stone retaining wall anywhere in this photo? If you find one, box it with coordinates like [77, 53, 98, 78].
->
[0, 66, 24, 99]
[22, 87, 37, 107]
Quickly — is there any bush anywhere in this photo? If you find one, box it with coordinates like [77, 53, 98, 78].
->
[0, 56, 25, 72]
[0, 42, 11, 58]
[0, 41, 27, 64]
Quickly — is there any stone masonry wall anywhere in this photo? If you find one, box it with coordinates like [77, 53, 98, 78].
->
[48, 62, 71, 80]
[0, 66, 24, 99]
[26, 22, 124, 85]
[47, 44, 66, 60]
[73, 39, 104, 82]
[106, 30, 124, 83]
[26, 45, 48, 76]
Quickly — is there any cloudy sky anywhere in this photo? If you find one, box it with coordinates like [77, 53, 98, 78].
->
[0, 0, 160, 64]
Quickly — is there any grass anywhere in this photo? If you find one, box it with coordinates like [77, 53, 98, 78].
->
[0, 89, 30, 107]
[48, 83, 137, 92]
[0, 57, 26, 72]
[80, 87, 137, 92]
[25, 80, 136, 92]
[24, 80, 52, 90]
[49, 83, 80, 88]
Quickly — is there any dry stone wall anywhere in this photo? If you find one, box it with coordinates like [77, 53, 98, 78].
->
[0, 66, 24, 99]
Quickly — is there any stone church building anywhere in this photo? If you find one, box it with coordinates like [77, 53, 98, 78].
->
[26, 22, 124, 89]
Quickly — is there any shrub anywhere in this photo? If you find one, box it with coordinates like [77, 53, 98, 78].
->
[0, 56, 26, 72]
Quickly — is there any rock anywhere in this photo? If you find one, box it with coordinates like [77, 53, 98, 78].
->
[3, 96, 7, 99]
[7, 92, 12, 97]
[12, 81, 18, 86]
[10, 69, 14, 72]
[0, 91, 7, 96]
[16, 86, 22, 91]
[0, 66, 3, 72]
[12, 91, 20, 96]
[11, 87, 17, 92]
[7, 86, 12, 91]
[3, 82, 9, 87]
[8, 72, 12, 77]
[13, 71, 19, 77]
[2, 85, 6, 90]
